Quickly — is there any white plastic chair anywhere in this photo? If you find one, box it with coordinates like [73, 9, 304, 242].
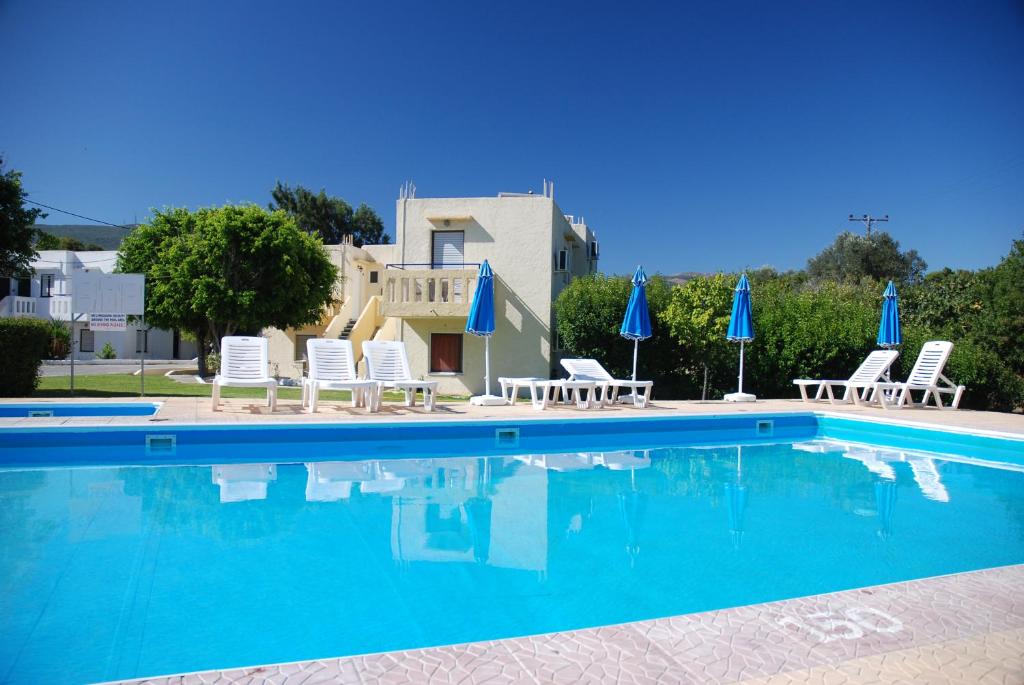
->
[303, 338, 379, 413]
[792, 350, 899, 404]
[560, 358, 653, 407]
[873, 341, 965, 410]
[211, 336, 277, 411]
[362, 341, 438, 411]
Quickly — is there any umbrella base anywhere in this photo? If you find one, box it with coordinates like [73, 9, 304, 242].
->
[470, 394, 507, 406]
[724, 392, 757, 403]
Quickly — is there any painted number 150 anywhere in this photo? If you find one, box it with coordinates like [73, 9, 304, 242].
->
[775, 607, 903, 643]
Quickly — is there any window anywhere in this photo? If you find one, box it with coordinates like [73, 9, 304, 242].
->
[16, 278, 30, 297]
[295, 334, 316, 361]
[556, 248, 570, 272]
[589, 240, 599, 260]
[429, 333, 463, 373]
[41, 274, 54, 297]
[135, 329, 148, 353]
[431, 231, 465, 269]
[80, 329, 95, 353]
[369, 270, 379, 284]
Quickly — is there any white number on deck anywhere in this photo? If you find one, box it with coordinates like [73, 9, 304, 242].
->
[775, 607, 903, 643]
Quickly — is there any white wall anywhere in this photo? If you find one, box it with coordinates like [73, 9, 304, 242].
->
[393, 195, 564, 395]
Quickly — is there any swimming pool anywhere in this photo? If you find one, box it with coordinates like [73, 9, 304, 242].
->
[0, 402, 161, 418]
[1, 414, 1021, 683]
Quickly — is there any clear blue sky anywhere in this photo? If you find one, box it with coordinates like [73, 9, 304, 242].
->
[2, 0, 1022, 276]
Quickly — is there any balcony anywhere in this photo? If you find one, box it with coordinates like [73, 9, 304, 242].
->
[1, 295, 73, 321]
[380, 265, 479, 318]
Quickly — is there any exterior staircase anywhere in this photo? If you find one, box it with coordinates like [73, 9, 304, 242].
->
[337, 319, 357, 339]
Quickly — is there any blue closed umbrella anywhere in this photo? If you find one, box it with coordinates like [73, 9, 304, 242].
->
[725, 445, 747, 550]
[466, 260, 502, 405]
[620, 265, 652, 381]
[877, 280, 902, 349]
[725, 274, 755, 401]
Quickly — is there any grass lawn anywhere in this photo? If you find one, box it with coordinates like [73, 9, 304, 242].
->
[34, 374, 466, 403]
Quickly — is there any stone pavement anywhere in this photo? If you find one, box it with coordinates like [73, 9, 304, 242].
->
[2, 396, 1023, 437]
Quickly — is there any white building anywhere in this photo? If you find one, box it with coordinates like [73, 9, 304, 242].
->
[2, 250, 197, 361]
[267, 182, 598, 395]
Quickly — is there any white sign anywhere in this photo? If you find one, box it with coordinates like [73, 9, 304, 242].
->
[72, 272, 145, 315]
[89, 313, 128, 331]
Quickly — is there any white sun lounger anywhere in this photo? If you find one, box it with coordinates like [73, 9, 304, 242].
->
[560, 358, 653, 407]
[362, 341, 438, 411]
[212, 463, 277, 503]
[792, 350, 899, 405]
[211, 336, 277, 412]
[303, 339, 379, 413]
[872, 341, 965, 410]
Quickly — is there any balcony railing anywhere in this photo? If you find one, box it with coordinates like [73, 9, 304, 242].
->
[1, 295, 72, 320]
[380, 267, 478, 318]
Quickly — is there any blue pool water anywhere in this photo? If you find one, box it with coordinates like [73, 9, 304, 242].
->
[0, 402, 160, 418]
[0, 415, 1022, 683]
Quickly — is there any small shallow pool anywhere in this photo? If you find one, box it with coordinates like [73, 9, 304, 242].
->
[0, 402, 160, 418]
[0, 414, 1021, 683]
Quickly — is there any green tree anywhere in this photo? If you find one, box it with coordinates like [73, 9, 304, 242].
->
[749, 279, 878, 399]
[352, 203, 388, 245]
[985, 236, 1024, 376]
[35, 232, 104, 251]
[807, 231, 926, 285]
[118, 205, 337, 376]
[269, 182, 390, 246]
[901, 268, 990, 343]
[554, 273, 680, 393]
[660, 273, 735, 398]
[0, 157, 46, 277]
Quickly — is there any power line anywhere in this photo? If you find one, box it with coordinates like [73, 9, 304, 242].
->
[25, 199, 135, 230]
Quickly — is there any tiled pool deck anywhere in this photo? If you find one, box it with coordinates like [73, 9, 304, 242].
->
[5, 397, 1023, 684]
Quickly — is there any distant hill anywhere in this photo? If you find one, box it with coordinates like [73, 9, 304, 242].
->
[665, 272, 707, 285]
[33, 224, 136, 251]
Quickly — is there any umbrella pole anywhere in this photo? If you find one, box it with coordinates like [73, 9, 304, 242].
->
[738, 340, 745, 394]
[632, 339, 638, 382]
[485, 336, 491, 396]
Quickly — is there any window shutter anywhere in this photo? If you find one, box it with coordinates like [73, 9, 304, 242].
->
[432, 231, 465, 269]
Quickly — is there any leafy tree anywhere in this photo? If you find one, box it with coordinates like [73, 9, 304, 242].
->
[807, 231, 926, 285]
[35, 232, 104, 251]
[748, 279, 878, 399]
[660, 273, 735, 398]
[554, 273, 680, 394]
[901, 268, 990, 343]
[985, 236, 1024, 376]
[352, 203, 388, 245]
[0, 157, 46, 277]
[118, 204, 337, 376]
[269, 182, 390, 246]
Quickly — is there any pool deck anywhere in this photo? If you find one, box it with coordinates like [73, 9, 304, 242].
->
[2, 396, 1023, 437]
[7, 397, 1024, 684]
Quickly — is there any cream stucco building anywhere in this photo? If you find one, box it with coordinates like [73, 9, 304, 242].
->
[266, 183, 598, 395]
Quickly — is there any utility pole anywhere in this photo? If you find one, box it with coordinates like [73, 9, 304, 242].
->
[849, 213, 888, 237]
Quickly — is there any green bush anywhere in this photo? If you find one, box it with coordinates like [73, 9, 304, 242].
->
[748, 279, 879, 399]
[899, 326, 1024, 412]
[45, 320, 71, 359]
[0, 318, 53, 396]
[554, 273, 683, 395]
[97, 342, 117, 359]
[205, 352, 221, 376]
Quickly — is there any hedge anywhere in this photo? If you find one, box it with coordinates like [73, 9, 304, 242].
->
[0, 317, 53, 396]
